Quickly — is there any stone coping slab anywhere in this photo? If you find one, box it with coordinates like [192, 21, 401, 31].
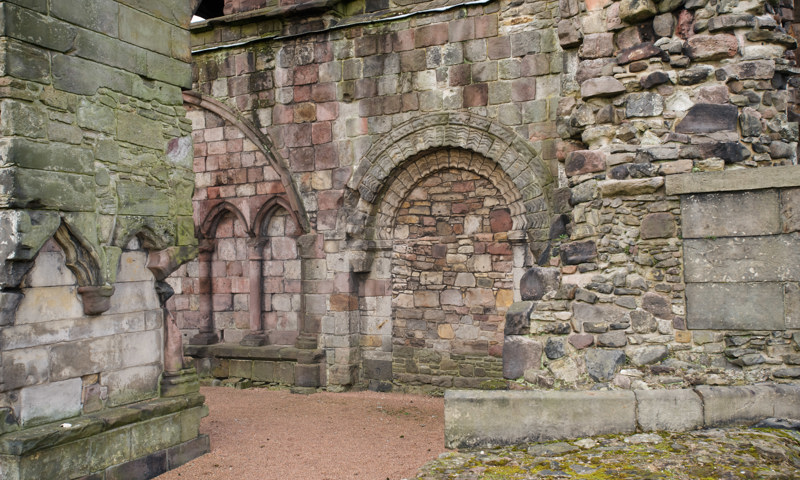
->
[444, 383, 800, 448]
[665, 165, 800, 195]
[0, 393, 205, 456]
[185, 344, 323, 362]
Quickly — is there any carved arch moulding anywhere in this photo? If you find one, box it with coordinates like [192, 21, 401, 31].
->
[347, 113, 555, 249]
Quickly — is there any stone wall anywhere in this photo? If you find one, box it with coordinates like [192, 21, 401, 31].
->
[185, 0, 800, 392]
[0, 2, 207, 478]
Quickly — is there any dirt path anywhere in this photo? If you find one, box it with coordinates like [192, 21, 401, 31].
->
[156, 387, 448, 480]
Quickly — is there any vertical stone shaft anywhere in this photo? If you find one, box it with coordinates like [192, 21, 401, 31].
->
[248, 240, 264, 335]
[191, 241, 219, 345]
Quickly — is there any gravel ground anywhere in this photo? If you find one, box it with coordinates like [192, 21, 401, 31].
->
[155, 386, 448, 480]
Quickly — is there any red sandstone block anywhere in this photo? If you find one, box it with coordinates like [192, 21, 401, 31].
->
[334, 273, 352, 293]
[416, 23, 448, 48]
[355, 35, 378, 57]
[463, 83, 488, 107]
[511, 78, 537, 102]
[475, 14, 498, 38]
[294, 64, 319, 85]
[315, 142, 339, 170]
[452, 180, 476, 192]
[231, 277, 250, 294]
[402, 93, 419, 112]
[213, 277, 232, 294]
[206, 186, 220, 200]
[315, 41, 333, 62]
[284, 123, 312, 147]
[273, 104, 294, 125]
[271, 237, 298, 260]
[383, 95, 401, 115]
[211, 260, 227, 277]
[227, 261, 244, 277]
[487, 242, 513, 255]
[312, 83, 336, 102]
[219, 185, 237, 198]
[256, 181, 285, 195]
[312, 122, 331, 145]
[399, 50, 427, 72]
[193, 142, 207, 157]
[228, 76, 249, 97]
[392, 30, 414, 51]
[294, 85, 311, 102]
[263, 277, 285, 294]
[285, 280, 302, 293]
[226, 139, 243, 153]
[317, 190, 343, 210]
[450, 18, 475, 42]
[290, 147, 315, 172]
[490, 209, 513, 232]
[487, 37, 511, 59]
[241, 152, 257, 168]
[317, 102, 338, 121]
[212, 293, 233, 311]
[359, 98, 382, 117]
[364, 279, 390, 296]
[231, 168, 248, 184]
[247, 167, 264, 183]
[182, 278, 198, 295]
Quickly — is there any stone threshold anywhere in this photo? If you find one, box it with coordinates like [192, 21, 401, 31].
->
[666, 165, 800, 195]
[186, 344, 323, 362]
[0, 393, 205, 456]
[444, 383, 800, 448]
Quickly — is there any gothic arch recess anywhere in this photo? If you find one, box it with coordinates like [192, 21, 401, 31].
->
[183, 91, 309, 232]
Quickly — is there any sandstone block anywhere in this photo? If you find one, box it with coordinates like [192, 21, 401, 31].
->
[640, 212, 675, 239]
[19, 378, 82, 426]
[626, 92, 664, 117]
[568, 334, 594, 349]
[581, 76, 626, 99]
[573, 303, 629, 327]
[585, 348, 625, 381]
[681, 190, 780, 238]
[686, 283, 785, 330]
[684, 235, 800, 283]
[565, 150, 606, 176]
[617, 43, 662, 65]
[558, 18, 583, 47]
[619, 0, 657, 23]
[580, 33, 615, 59]
[598, 177, 664, 196]
[503, 335, 543, 379]
[504, 302, 534, 336]
[560, 241, 597, 265]
[782, 188, 800, 233]
[626, 344, 668, 365]
[686, 34, 738, 61]
[675, 104, 738, 133]
[597, 331, 627, 347]
[635, 389, 703, 432]
[520, 267, 561, 301]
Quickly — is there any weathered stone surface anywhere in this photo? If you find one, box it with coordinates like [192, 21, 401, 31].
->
[681, 190, 780, 238]
[597, 331, 627, 347]
[580, 33, 615, 58]
[640, 71, 670, 89]
[686, 34, 738, 60]
[444, 390, 636, 448]
[627, 345, 668, 365]
[722, 60, 775, 80]
[565, 150, 606, 176]
[686, 283, 785, 330]
[558, 18, 583, 47]
[617, 43, 662, 65]
[545, 338, 566, 359]
[696, 385, 783, 427]
[708, 14, 755, 31]
[685, 235, 800, 283]
[782, 188, 800, 233]
[652, 13, 675, 37]
[573, 303, 629, 327]
[560, 241, 597, 265]
[626, 92, 664, 117]
[598, 177, 664, 196]
[635, 389, 703, 432]
[619, 0, 658, 23]
[675, 104, 738, 133]
[642, 292, 672, 318]
[520, 268, 561, 301]
[503, 336, 543, 379]
[18, 378, 82, 426]
[585, 348, 626, 381]
[580, 76, 626, 98]
[630, 310, 657, 333]
[667, 165, 800, 196]
[568, 334, 594, 349]
[640, 212, 675, 239]
[695, 142, 750, 164]
[505, 301, 534, 335]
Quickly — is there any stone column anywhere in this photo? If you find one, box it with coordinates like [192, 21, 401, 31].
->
[241, 238, 268, 346]
[190, 239, 219, 345]
[294, 233, 323, 349]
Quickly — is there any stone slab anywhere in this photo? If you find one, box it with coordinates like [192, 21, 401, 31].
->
[18, 378, 82, 426]
[695, 385, 788, 427]
[666, 165, 800, 195]
[684, 234, 800, 282]
[680, 190, 781, 238]
[685, 282, 785, 330]
[635, 389, 703, 432]
[444, 390, 636, 448]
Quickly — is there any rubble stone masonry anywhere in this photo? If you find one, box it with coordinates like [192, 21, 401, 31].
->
[178, 0, 800, 392]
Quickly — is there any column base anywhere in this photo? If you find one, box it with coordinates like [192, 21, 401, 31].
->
[189, 332, 219, 345]
[161, 368, 200, 397]
[240, 332, 269, 346]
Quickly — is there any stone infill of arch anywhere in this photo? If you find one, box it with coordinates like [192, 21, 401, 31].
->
[348, 112, 554, 243]
[375, 150, 526, 241]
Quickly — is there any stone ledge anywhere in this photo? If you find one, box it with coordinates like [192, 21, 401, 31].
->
[444, 383, 800, 448]
[185, 344, 323, 362]
[0, 393, 205, 456]
[665, 165, 800, 195]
